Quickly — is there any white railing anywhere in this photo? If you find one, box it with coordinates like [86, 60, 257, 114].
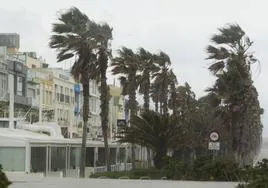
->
[93, 163, 132, 174]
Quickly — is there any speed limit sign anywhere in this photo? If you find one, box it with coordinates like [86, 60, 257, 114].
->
[209, 132, 219, 141]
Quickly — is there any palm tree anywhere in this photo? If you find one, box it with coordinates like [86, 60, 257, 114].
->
[49, 7, 98, 177]
[167, 69, 178, 115]
[170, 83, 200, 161]
[153, 51, 171, 115]
[91, 23, 113, 171]
[111, 47, 141, 169]
[137, 48, 159, 167]
[137, 48, 159, 111]
[117, 111, 179, 169]
[206, 23, 262, 166]
[150, 78, 161, 112]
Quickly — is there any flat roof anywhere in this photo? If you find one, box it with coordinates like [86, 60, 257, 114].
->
[0, 128, 126, 147]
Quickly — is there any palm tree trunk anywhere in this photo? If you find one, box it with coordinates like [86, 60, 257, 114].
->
[155, 101, 158, 113]
[160, 102, 163, 114]
[79, 83, 89, 178]
[128, 73, 137, 169]
[162, 80, 168, 116]
[143, 74, 150, 111]
[99, 50, 111, 172]
[143, 77, 152, 167]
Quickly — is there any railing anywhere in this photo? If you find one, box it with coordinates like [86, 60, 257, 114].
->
[93, 163, 132, 174]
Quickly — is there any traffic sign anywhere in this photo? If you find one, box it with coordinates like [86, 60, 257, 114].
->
[208, 142, 220, 150]
[209, 132, 219, 141]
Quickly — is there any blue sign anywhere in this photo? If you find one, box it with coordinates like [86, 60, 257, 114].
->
[74, 84, 80, 93]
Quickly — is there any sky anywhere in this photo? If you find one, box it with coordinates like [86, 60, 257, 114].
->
[1, 0, 268, 136]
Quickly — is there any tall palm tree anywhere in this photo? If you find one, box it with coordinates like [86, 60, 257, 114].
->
[153, 51, 171, 115]
[117, 111, 179, 169]
[167, 69, 178, 115]
[206, 24, 262, 166]
[137, 48, 159, 111]
[49, 7, 98, 177]
[137, 48, 159, 167]
[111, 47, 141, 169]
[91, 23, 113, 171]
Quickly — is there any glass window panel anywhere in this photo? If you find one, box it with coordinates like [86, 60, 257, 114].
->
[69, 147, 81, 169]
[30, 147, 46, 173]
[0, 147, 25, 171]
[50, 147, 66, 172]
[85, 147, 94, 167]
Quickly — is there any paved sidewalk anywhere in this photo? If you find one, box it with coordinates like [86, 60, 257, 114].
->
[9, 177, 238, 188]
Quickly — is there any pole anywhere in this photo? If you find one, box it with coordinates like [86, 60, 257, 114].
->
[8, 73, 14, 129]
[39, 83, 43, 123]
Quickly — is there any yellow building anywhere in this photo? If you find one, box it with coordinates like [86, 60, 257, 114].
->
[31, 68, 76, 138]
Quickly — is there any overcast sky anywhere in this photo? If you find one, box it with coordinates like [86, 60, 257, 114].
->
[1, 0, 268, 136]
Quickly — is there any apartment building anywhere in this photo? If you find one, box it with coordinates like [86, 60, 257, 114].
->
[108, 85, 125, 140]
[31, 68, 76, 138]
[76, 80, 102, 139]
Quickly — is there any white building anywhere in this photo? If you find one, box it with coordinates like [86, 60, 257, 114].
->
[0, 125, 130, 177]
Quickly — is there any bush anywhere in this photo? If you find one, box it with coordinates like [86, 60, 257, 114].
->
[163, 156, 241, 181]
[90, 168, 163, 179]
[163, 156, 188, 180]
[191, 156, 240, 181]
[237, 158, 268, 188]
[0, 164, 11, 188]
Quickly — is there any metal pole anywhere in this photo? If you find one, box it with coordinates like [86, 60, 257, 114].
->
[39, 83, 43, 123]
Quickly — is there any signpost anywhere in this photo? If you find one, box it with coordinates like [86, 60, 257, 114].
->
[208, 131, 220, 159]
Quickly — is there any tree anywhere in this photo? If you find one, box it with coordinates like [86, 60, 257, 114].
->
[170, 83, 201, 161]
[137, 48, 159, 167]
[206, 23, 263, 166]
[92, 23, 113, 171]
[111, 47, 141, 169]
[150, 78, 161, 112]
[49, 7, 98, 177]
[117, 111, 179, 169]
[137, 48, 159, 111]
[0, 164, 11, 188]
[167, 69, 178, 115]
[152, 51, 172, 115]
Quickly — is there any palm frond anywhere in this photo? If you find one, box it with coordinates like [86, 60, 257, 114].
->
[208, 61, 225, 75]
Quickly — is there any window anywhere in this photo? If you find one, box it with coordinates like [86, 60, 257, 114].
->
[60, 86, 63, 94]
[90, 80, 97, 95]
[45, 90, 49, 104]
[65, 87, 70, 103]
[0, 73, 7, 97]
[49, 91, 52, 104]
[55, 84, 58, 98]
[32, 64, 36, 68]
[17, 76, 23, 96]
[90, 98, 97, 113]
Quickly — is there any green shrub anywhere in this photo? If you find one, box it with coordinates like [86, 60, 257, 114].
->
[0, 164, 11, 188]
[163, 156, 188, 180]
[163, 156, 241, 181]
[237, 158, 268, 188]
[191, 156, 240, 181]
[90, 168, 163, 179]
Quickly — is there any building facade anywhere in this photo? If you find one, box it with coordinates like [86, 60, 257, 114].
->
[108, 85, 125, 140]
